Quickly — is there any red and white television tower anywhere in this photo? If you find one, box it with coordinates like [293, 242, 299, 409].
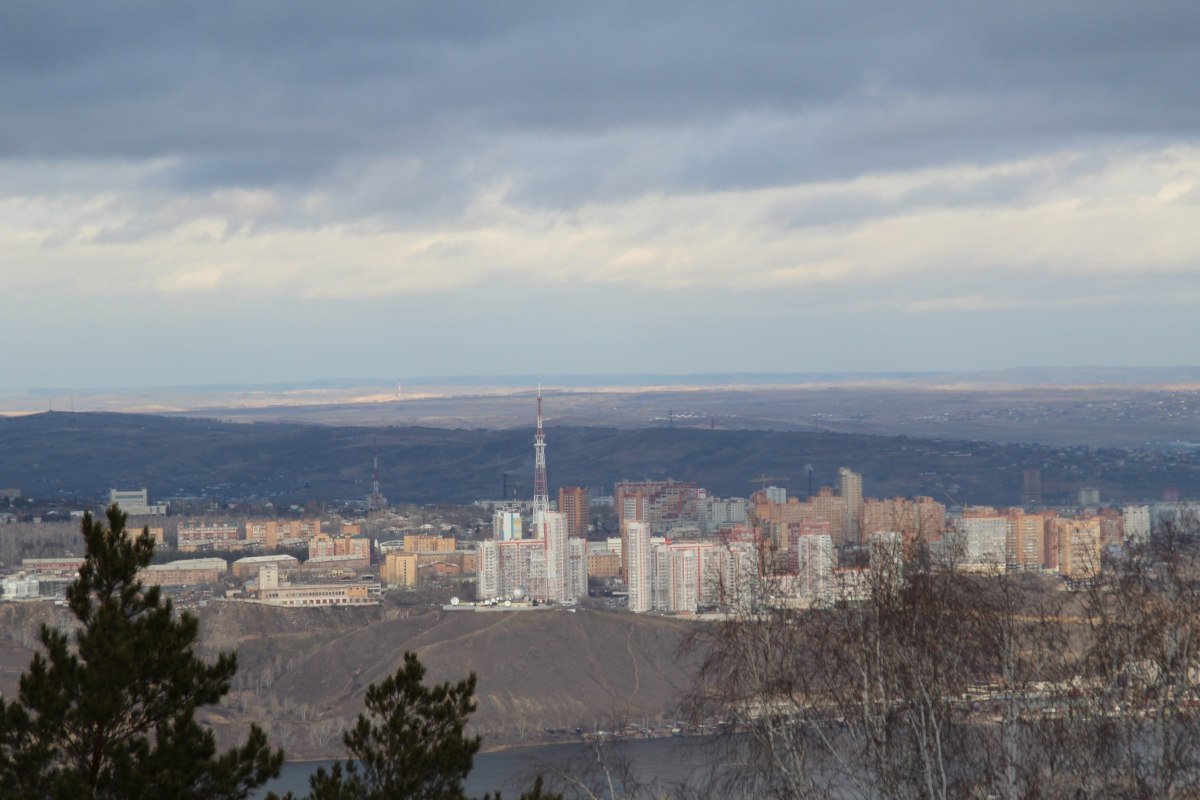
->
[532, 385, 549, 520]
[366, 441, 388, 512]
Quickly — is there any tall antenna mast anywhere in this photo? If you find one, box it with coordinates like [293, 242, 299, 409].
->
[532, 385, 549, 519]
[372, 442, 381, 498]
[366, 439, 387, 511]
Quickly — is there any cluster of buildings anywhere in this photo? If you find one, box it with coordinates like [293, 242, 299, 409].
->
[476, 391, 587, 604]
[610, 470, 1164, 614]
[949, 504, 1151, 579]
[4, 392, 1196, 617]
[380, 533, 478, 588]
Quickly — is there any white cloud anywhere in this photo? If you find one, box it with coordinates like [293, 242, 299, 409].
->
[1, 145, 1198, 312]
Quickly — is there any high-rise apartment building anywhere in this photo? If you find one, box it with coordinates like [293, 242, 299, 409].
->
[649, 539, 724, 613]
[492, 510, 522, 541]
[625, 522, 652, 613]
[538, 511, 571, 602]
[697, 497, 748, 533]
[558, 486, 590, 538]
[477, 540, 500, 599]
[792, 533, 834, 602]
[754, 488, 849, 544]
[862, 497, 946, 542]
[720, 541, 761, 611]
[839, 468, 863, 545]
[1054, 517, 1101, 580]
[614, 480, 704, 535]
[1006, 510, 1047, 569]
[1123, 505, 1151, 545]
[764, 486, 787, 505]
[478, 512, 584, 603]
[568, 538, 587, 599]
[958, 510, 1008, 566]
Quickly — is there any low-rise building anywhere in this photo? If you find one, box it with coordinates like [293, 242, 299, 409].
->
[245, 518, 322, 548]
[142, 557, 228, 587]
[254, 564, 381, 607]
[301, 554, 371, 574]
[403, 534, 456, 553]
[177, 521, 240, 551]
[309, 534, 372, 561]
[21, 557, 85, 576]
[587, 542, 622, 578]
[2, 573, 40, 600]
[231, 554, 300, 581]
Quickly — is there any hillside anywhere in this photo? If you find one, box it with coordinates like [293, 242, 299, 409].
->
[2, 411, 1198, 508]
[0, 601, 698, 759]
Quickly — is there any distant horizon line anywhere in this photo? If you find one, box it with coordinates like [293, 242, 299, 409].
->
[5, 364, 1200, 396]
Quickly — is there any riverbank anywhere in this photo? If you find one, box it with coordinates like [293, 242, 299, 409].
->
[254, 736, 721, 798]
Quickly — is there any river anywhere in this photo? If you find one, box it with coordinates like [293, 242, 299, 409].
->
[254, 736, 720, 798]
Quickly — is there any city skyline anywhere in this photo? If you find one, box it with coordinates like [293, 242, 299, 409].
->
[3, 2, 1200, 389]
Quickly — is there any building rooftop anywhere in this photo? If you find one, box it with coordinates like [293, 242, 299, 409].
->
[148, 558, 228, 571]
[231, 554, 301, 564]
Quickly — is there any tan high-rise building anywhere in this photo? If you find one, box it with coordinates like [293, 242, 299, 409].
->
[839, 468, 863, 545]
[1006, 510, 1047, 569]
[1054, 517, 1101, 580]
[862, 497, 945, 543]
[614, 480, 702, 535]
[558, 486, 590, 538]
[754, 488, 849, 544]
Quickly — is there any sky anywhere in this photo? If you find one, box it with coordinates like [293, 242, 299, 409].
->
[2, 1, 1199, 389]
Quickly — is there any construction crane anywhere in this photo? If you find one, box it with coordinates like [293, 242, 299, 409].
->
[750, 474, 789, 491]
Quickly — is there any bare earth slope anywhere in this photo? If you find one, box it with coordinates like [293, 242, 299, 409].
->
[0, 601, 699, 760]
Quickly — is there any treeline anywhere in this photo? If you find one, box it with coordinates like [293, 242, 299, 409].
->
[0, 521, 78, 567]
[690, 522, 1200, 799]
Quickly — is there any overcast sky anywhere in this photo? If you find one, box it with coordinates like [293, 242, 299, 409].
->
[3, 1, 1199, 389]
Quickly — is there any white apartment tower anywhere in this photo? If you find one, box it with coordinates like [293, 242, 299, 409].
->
[480, 513, 583, 604]
[959, 515, 1009, 566]
[539, 511, 571, 602]
[478, 541, 500, 599]
[793, 534, 835, 602]
[1123, 505, 1151, 545]
[568, 538, 588, 600]
[625, 522, 652, 613]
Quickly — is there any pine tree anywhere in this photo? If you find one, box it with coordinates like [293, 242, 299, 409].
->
[296, 652, 561, 800]
[305, 652, 480, 800]
[0, 505, 282, 799]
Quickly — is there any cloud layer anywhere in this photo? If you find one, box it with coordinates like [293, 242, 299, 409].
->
[2, 1, 1199, 385]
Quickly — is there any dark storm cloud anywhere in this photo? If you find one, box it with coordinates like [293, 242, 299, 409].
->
[3, 1, 1199, 207]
